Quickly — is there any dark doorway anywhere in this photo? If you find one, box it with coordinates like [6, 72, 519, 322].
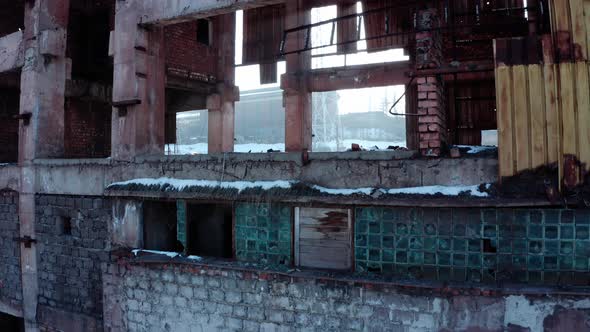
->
[0, 312, 25, 332]
[143, 201, 178, 252]
[187, 204, 233, 258]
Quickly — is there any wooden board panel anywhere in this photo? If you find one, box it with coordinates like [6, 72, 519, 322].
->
[576, 62, 590, 169]
[513, 65, 531, 172]
[299, 228, 350, 241]
[543, 64, 560, 164]
[528, 65, 547, 168]
[559, 63, 577, 156]
[585, 0, 590, 58]
[296, 208, 351, 270]
[552, 0, 571, 32]
[496, 66, 515, 177]
[569, 0, 588, 60]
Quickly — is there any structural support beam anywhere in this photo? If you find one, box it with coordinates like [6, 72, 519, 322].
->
[111, 0, 166, 160]
[208, 14, 237, 153]
[17, 1, 71, 330]
[305, 62, 411, 92]
[283, 0, 312, 152]
[0, 31, 24, 73]
[140, 0, 284, 25]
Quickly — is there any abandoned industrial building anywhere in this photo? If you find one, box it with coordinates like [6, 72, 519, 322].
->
[1, 0, 590, 331]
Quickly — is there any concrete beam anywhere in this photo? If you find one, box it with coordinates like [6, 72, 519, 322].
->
[139, 0, 284, 25]
[304, 61, 412, 92]
[31, 154, 499, 198]
[0, 31, 24, 73]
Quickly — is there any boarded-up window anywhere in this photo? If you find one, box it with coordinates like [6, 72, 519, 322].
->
[361, 0, 412, 52]
[295, 207, 352, 270]
[242, 4, 285, 84]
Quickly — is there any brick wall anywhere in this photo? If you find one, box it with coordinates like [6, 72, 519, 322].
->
[35, 195, 112, 320]
[64, 99, 111, 158]
[165, 22, 218, 78]
[102, 261, 590, 331]
[0, 192, 21, 309]
[416, 9, 446, 156]
[0, 88, 19, 163]
[355, 207, 590, 285]
[235, 203, 292, 266]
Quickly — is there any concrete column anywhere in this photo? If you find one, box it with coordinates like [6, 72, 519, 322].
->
[415, 8, 446, 157]
[111, 0, 166, 160]
[283, 0, 312, 153]
[208, 13, 237, 153]
[19, 0, 70, 161]
[17, 1, 71, 331]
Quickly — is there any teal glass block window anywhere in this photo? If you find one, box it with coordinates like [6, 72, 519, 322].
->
[355, 207, 590, 284]
[235, 203, 292, 266]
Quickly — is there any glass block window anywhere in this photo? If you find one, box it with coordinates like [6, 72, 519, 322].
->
[235, 203, 292, 266]
[355, 207, 590, 284]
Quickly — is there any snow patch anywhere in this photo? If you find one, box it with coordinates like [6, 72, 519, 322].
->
[311, 185, 374, 196]
[109, 178, 490, 198]
[109, 178, 294, 193]
[455, 145, 497, 154]
[386, 184, 489, 197]
[132, 249, 179, 258]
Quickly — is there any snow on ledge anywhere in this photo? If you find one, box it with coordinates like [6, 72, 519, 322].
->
[109, 178, 491, 198]
[132, 249, 179, 258]
[132, 249, 202, 261]
[386, 184, 490, 197]
[109, 178, 294, 193]
[454, 145, 497, 154]
[311, 185, 375, 196]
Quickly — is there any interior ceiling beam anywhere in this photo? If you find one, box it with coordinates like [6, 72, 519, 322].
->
[139, 0, 285, 26]
[292, 61, 412, 92]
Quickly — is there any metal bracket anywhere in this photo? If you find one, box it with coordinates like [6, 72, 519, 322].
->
[14, 112, 32, 125]
[13, 235, 37, 248]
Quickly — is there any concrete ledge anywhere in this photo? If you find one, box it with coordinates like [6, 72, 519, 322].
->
[24, 156, 498, 196]
[0, 299, 22, 318]
[122, 251, 590, 297]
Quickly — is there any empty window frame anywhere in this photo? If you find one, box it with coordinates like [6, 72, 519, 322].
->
[312, 86, 407, 152]
[294, 207, 352, 270]
[143, 201, 179, 252]
[184, 203, 233, 258]
[197, 19, 212, 45]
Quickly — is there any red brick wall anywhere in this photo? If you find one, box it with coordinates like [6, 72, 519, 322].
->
[0, 88, 19, 162]
[64, 99, 111, 158]
[165, 22, 218, 78]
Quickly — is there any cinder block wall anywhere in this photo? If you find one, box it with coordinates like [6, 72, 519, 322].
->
[102, 262, 590, 332]
[0, 192, 21, 310]
[35, 195, 112, 322]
